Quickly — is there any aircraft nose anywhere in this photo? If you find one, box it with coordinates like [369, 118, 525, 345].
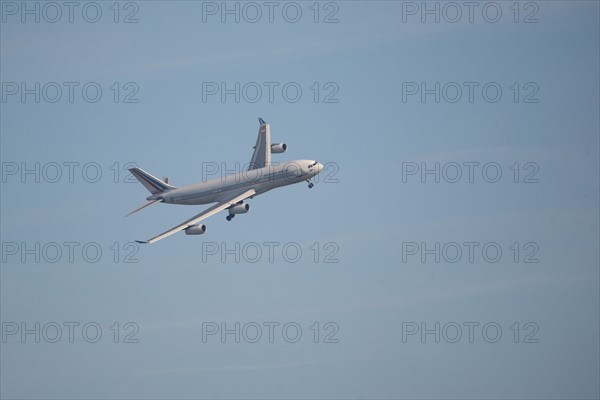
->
[317, 162, 324, 173]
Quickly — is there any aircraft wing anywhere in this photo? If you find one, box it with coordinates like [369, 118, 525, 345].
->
[137, 189, 256, 244]
[248, 117, 271, 170]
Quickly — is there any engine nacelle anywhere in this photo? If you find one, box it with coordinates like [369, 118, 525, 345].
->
[271, 143, 287, 154]
[228, 203, 250, 214]
[185, 224, 206, 235]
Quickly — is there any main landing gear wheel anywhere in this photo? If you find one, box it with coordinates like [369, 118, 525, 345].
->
[226, 214, 235, 221]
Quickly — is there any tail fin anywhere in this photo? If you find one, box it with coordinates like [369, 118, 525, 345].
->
[129, 167, 176, 194]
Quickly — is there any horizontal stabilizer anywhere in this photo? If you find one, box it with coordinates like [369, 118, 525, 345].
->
[125, 199, 162, 217]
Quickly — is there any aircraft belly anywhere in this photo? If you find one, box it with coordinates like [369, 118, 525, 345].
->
[183, 194, 219, 205]
[167, 192, 219, 205]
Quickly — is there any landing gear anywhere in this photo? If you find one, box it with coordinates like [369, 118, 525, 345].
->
[226, 214, 235, 221]
[307, 179, 314, 189]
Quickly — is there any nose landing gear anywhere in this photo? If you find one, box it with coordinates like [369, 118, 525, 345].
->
[306, 179, 314, 189]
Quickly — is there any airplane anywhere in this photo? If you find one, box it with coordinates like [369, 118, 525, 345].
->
[128, 118, 324, 244]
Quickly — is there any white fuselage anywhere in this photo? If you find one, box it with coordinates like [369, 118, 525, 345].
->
[149, 160, 323, 205]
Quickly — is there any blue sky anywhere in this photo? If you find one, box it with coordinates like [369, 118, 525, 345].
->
[1, 1, 599, 399]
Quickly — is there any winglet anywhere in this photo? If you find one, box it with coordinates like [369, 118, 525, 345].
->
[135, 240, 148, 244]
[258, 117, 266, 125]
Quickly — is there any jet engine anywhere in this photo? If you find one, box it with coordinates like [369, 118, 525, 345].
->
[228, 203, 250, 214]
[271, 143, 287, 153]
[185, 224, 207, 235]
